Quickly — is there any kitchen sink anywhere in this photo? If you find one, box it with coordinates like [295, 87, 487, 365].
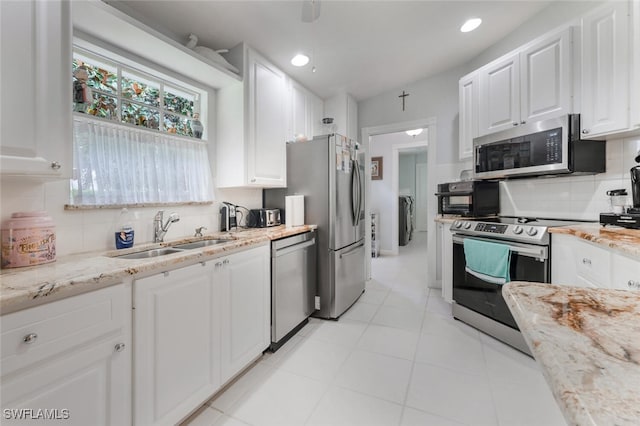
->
[171, 239, 231, 250]
[114, 248, 185, 259]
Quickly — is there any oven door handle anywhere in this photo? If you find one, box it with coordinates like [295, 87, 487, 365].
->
[435, 191, 473, 196]
[452, 235, 548, 260]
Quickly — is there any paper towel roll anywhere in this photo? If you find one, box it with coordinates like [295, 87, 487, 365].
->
[285, 195, 304, 227]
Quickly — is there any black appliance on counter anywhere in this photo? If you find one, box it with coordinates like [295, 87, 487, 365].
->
[220, 202, 237, 231]
[247, 208, 281, 228]
[600, 154, 640, 229]
[450, 216, 591, 356]
[435, 180, 500, 216]
[473, 114, 605, 180]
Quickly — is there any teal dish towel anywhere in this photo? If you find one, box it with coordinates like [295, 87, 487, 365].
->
[463, 238, 511, 285]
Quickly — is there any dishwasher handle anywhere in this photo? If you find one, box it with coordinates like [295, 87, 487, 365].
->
[273, 238, 316, 257]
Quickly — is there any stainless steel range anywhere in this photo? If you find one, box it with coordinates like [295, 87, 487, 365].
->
[450, 216, 588, 355]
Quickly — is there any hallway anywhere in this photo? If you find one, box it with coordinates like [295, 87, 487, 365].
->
[185, 231, 565, 426]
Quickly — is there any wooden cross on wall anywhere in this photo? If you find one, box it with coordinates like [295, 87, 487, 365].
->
[399, 90, 409, 111]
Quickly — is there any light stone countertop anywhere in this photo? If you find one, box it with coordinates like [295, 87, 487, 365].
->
[549, 223, 640, 259]
[434, 215, 465, 224]
[0, 225, 316, 315]
[503, 281, 640, 426]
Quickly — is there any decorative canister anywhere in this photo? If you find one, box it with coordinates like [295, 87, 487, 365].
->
[1, 211, 56, 269]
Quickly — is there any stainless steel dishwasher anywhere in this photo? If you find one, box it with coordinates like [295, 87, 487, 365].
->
[270, 231, 316, 351]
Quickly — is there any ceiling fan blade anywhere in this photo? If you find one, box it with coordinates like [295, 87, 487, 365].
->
[301, 0, 321, 23]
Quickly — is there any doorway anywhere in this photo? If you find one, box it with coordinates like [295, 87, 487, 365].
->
[361, 117, 437, 287]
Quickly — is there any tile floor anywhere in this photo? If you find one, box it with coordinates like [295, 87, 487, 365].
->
[184, 232, 566, 426]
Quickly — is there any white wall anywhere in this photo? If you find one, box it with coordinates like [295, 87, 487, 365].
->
[399, 154, 416, 196]
[501, 136, 640, 220]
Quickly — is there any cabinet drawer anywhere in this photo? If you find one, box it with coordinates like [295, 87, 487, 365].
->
[1, 284, 127, 375]
[573, 240, 611, 287]
[610, 253, 640, 291]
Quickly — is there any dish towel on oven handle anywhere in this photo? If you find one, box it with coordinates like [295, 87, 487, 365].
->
[463, 238, 511, 285]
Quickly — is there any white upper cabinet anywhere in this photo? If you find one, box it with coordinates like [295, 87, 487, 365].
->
[580, 0, 638, 138]
[520, 28, 572, 123]
[458, 72, 479, 160]
[289, 78, 324, 142]
[325, 92, 359, 141]
[478, 52, 521, 135]
[217, 44, 287, 188]
[475, 27, 573, 137]
[0, 0, 72, 179]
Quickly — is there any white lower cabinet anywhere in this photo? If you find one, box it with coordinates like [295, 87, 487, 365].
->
[551, 234, 639, 290]
[134, 244, 270, 425]
[439, 222, 453, 303]
[0, 284, 131, 425]
[218, 245, 271, 383]
[134, 261, 219, 426]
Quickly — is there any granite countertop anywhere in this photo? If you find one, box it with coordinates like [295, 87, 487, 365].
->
[549, 223, 640, 259]
[503, 281, 640, 426]
[0, 225, 316, 315]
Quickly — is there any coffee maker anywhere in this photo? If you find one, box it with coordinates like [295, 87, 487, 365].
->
[600, 150, 640, 229]
[220, 202, 237, 231]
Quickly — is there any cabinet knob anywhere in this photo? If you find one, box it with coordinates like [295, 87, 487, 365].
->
[582, 129, 589, 135]
[215, 261, 222, 268]
[520, 121, 526, 125]
[628, 280, 640, 290]
[250, 178, 256, 183]
[50, 161, 61, 170]
[513, 122, 519, 126]
[223, 259, 230, 265]
[23, 333, 38, 344]
[582, 258, 592, 265]
[114, 343, 126, 353]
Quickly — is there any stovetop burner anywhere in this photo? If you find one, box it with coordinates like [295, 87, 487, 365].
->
[451, 216, 594, 245]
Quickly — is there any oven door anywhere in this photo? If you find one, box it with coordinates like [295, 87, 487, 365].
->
[452, 235, 548, 329]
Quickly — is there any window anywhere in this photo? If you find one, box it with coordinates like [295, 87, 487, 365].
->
[72, 49, 200, 138]
[70, 46, 212, 206]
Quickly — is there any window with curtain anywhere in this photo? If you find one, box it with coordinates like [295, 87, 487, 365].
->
[70, 45, 213, 206]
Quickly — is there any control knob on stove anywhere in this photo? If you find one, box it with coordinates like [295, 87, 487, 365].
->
[453, 221, 462, 228]
[463, 222, 472, 229]
[513, 225, 523, 234]
[526, 227, 538, 236]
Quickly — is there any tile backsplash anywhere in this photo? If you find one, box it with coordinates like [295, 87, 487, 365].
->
[0, 179, 261, 256]
[500, 136, 640, 220]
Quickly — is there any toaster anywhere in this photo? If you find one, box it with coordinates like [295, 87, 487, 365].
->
[247, 209, 281, 228]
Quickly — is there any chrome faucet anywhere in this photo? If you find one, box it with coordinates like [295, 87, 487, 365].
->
[153, 211, 180, 242]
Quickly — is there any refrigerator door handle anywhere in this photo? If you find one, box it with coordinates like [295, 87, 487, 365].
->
[356, 159, 363, 225]
[339, 241, 365, 258]
[350, 160, 358, 225]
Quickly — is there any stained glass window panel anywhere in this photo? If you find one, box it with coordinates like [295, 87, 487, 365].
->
[163, 114, 193, 137]
[121, 101, 160, 130]
[121, 71, 160, 107]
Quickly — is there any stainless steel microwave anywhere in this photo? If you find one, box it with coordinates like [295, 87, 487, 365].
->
[473, 114, 606, 179]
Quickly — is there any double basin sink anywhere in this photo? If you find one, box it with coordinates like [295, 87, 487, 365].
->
[113, 239, 233, 260]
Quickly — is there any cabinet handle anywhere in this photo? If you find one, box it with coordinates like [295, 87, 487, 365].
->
[50, 161, 61, 170]
[512, 122, 519, 126]
[223, 259, 230, 265]
[628, 280, 640, 290]
[582, 129, 589, 135]
[23, 333, 38, 344]
[520, 121, 526, 125]
[215, 261, 223, 268]
[114, 343, 126, 353]
[250, 178, 256, 183]
[582, 258, 592, 266]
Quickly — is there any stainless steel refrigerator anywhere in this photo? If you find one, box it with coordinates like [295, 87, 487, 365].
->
[265, 134, 366, 319]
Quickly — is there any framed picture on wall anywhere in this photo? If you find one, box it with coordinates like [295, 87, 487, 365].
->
[371, 157, 383, 180]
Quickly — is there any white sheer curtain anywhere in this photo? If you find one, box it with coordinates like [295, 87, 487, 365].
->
[71, 116, 213, 205]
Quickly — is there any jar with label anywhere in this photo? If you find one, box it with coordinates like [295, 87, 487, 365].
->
[1, 212, 56, 269]
[115, 208, 135, 249]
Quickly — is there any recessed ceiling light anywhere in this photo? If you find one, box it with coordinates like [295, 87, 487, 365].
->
[291, 54, 310, 67]
[460, 18, 482, 33]
[406, 129, 423, 137]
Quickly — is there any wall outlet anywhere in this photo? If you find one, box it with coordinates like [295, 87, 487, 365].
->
[314, 296, 320, 310]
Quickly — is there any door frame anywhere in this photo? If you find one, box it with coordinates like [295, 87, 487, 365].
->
[361, 117, 437, 286]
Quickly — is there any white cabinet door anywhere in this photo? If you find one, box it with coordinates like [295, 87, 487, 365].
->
[458, 72, 478, 160]
[291, 80, 309, 141]
[581, 1, 631, 137]
[1, 284, 130, 426]
[134, 262, 220, 426]
[309, 91, 324, 138]
[441, 223, 453, 303]
[219, 245, 270, 383]
[551, 234, 579, 286]
[520, 27, 572, 124]
[325, 92, 358, 140]
[610, 252, 640, 291]
[247, 49, 287, 187]
[478, 53, 520, 136]
[0, 0, 72, 178]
